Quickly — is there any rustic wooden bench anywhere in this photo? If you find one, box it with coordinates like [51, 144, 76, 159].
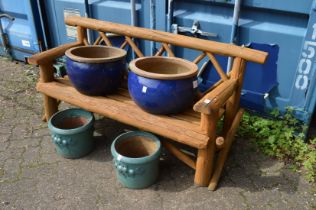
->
[28, 16, 268, 190]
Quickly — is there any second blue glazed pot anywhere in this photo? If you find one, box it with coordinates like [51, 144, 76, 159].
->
[128, 56, 198, 114]
[65, 46, 127, 96]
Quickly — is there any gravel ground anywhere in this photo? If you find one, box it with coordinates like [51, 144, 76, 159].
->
[0, 57, 315, 210]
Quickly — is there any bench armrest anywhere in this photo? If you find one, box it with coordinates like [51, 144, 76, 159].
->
[28, 41, 82, 65]
[193, 79, 237, 114]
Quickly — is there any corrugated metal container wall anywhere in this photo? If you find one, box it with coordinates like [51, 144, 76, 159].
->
[168, 1, 316, 124]
[0, 0, 47, 61]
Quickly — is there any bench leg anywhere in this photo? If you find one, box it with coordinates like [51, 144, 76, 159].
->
[43, 95, 58, 122]
[194, 112, 217, 186]
[208, 108, 244, 190]
[194, 140, 216, 186]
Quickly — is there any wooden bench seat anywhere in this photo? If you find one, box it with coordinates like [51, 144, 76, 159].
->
[37, 80, 209, 149]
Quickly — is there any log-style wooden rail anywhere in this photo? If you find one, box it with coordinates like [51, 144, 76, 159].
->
[65, 16, 267, 64]
[28, 16, 268, 190]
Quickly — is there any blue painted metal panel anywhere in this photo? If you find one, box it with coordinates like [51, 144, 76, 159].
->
[171, 0, 316, 124]
[290, 1, 316, 123]
[0, 0, 46, 61]
[43, 0, 87, 48]
[88, 0, 152, 57]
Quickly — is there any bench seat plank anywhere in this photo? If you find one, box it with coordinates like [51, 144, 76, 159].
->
[37, 81, 209, 149]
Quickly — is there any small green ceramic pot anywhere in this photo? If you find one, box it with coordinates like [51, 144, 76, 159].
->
[48, 108, 95, 159]
[111, 131, 161, 189]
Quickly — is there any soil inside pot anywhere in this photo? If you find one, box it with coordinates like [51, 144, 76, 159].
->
[115, 136, 158, 158]
[55, 116, 88, 129]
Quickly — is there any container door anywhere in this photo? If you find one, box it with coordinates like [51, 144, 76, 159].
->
[171, 0, 316, 124]
[43, 0, 88, 48]
[0, 0, 46, 61]
[88, 0, 151, 57]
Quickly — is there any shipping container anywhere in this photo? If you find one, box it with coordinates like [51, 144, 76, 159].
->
[0, 0, 47, 61]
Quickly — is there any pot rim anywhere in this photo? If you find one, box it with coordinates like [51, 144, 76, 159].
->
[65, 45, 127, 63]
[129, 56, 198, 80]
[48, 108, 94, 135]
[111, 131, 161, 164]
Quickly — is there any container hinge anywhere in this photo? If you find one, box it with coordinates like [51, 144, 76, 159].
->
[172, 21, 218, 38]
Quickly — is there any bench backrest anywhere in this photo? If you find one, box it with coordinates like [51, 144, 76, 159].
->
[64, 16, 267, 84]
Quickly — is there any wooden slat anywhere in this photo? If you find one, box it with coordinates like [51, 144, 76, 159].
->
[28, 42, 81, 65]
[202, 72, 232, 96]
[162, 43, 175, 57]
[106, 94, 202, 133]
[54, 78, 211, 126]
[155, 45, 165, 56]
[93, 36, 102, 45]
[194, 79, 237, 114]
[206, 52, 228, 81]
[77, 26, 86, 44]
[83, 38, 89, 46]
[36, 82, 209, 149]
[170, 114, 200, 125]
[162, 140, 196, 170]
[193, 52, 206, 64]
[99, 32, 112, 46]
[184, 109, 203, 118]
[65, 16, 268, 64]
[120, 40, 128, 49]
[116, 88, 201, 125]
[125, 36, 144, 57]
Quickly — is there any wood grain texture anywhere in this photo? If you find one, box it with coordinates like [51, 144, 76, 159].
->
[215, 136, 225, 150]
[36, 81, 209, 149]
[120, 40, 128, 49]
[99, 32, 112, 46]
[83, 38, 89, 46]
[194, 108, 218, 186]
[193, 52, 206, 64]
[76, 26, 86, 44]
[209, 108, 244, 190]
[195, 142, 216, 186]
[43, 95, 58, 121]
[154, 45, 165, 56]
[207, 52, 228, 81]
[93, 36, 102, 45]
[201, 71, 232, 96]
[65, 16, 268, 64]
[39, 62, 58, 121]
[193, 79, 237, 114]
[125, 36, 144, 57]
[162, 43, 175, 57]
[162, 140, 196, 170]
[28, 42, 81, 65]
[223, 58, 246, 134]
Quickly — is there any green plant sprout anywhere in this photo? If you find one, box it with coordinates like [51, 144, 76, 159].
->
[238, 107, 316, 183]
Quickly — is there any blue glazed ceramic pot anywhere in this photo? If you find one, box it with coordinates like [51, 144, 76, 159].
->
[48, 108, 95, 159]
[128, 56, 198, 114]
[65, 46, 127, 96]
[111, 131, 161, 189]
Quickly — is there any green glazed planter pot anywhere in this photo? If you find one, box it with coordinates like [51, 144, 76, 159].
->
[111, 131, 161, 189]
[48, 108, 95, 159]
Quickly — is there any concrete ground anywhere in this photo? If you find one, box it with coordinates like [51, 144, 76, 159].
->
[0, 57, 315, 210]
